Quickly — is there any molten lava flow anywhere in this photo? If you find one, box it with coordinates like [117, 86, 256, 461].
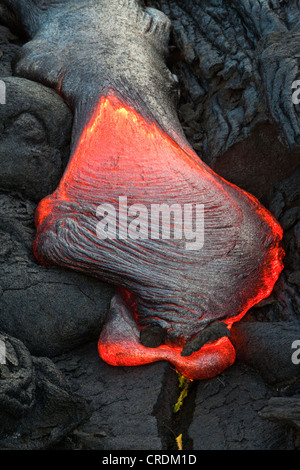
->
[34, 91, 284, 381]
[98, 288, 236, 381]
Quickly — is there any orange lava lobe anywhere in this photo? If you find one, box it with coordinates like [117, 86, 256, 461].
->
[34, 91, 285, 380]
[99, 335, 236, 381]
[98, 289, 236, 381]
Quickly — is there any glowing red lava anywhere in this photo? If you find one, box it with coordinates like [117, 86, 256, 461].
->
[33, 92, 284, 380]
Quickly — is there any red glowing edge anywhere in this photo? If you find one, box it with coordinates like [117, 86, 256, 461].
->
[34, 92, 284, 380]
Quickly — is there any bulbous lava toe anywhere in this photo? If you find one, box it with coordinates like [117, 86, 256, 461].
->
[33, 94, 284, 380]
